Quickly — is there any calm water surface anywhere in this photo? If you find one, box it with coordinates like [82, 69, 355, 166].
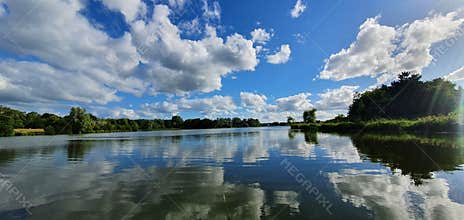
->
[0, 127, 463, 219]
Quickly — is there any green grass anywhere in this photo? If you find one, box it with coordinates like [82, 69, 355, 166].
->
[353, 133, 464, 148]
[291, 114, 462, 134]
[14, 128, 45, 136]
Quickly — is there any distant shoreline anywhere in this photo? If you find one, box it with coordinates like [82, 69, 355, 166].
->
[0, 106, 264, 137]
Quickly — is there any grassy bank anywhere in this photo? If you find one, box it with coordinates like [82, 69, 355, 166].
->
[291, 114, 462, 134]
[351, 133, 464, 148]
[14, 128, 45, 136]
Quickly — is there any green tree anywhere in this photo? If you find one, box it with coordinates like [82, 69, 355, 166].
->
[171, 115, 184, 128]
[129, 120, 139, 131]
[232, 117, 243, 127]
[44, 125, 56, 135]
[67, 107, 95, 134]
[303, 109, 317, 123]
[246, 118, 260, 127]
[0, 106, 25, 128]
[287, 116, 295, 124]
[215, 118, 232, 128]
[25, 112, 44, 128]
[0, 115, 14, 136]
[348, 72, 462, 121]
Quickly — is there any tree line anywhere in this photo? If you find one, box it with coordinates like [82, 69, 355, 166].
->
[0, 106, 261, 136]
[290, 72, 462, 126]
[348, 72, 462, 121]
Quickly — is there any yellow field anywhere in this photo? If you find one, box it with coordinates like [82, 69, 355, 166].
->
[14, 128, 45, 135]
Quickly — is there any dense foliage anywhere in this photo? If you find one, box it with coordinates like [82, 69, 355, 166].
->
[183, 118, 260, 129]
[0, 106, 261, 136]
[303, 109, 317, 123]
[348, 72, 462, 121]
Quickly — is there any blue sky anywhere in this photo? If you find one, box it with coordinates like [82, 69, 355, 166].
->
[0, 0, 463, 122]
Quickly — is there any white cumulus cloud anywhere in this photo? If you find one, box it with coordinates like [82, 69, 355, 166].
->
[144, 95, 237, 118]
[240, 92, 268, 109]
[251, 28, 273, 44]
[109, 107, 140, 119]
[319, 16, 397, 81]
[320, 10, 464, 85]
[267, 44, 291, 64]
[168, 0, 188, 9]
[0, 0, 145, 104]
[239, 92, 313, 122]
[291, 0, 306, 18]
[316, 86, 359, 111]
[202, 0, 221, 20]
[0, 60, 120, 104]
[101, 0, 146, 22]
[132, 5, 259, 95]
[275, 92, 313, 112]
[315, 85, 359, 120]
[0, 1, 267, 107]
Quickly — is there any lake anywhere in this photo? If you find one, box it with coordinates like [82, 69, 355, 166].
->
[0, 127, 463, 219]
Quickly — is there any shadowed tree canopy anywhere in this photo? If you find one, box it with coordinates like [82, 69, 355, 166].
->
[348, 72, 462, 121]
[171, 115, 184, 128]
